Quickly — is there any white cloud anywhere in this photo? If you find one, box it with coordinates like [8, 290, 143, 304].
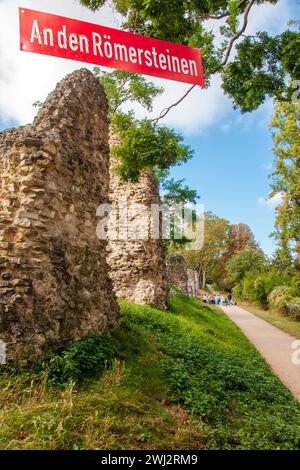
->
[263, 162, 273, 171]
[0, 0, 292, 134]
[258, 193, 284, 209]
[247, 0, 291, 35]
[144, 74, 232, 136]
[0, 0, 121, 125]
[220, 122, 231, 134]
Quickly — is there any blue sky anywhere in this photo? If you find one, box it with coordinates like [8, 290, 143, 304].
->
[0, 0, 298, 257]
[170, 107, 277, 256]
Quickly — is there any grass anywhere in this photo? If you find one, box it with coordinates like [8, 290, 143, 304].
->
[240, 301, 300, 340]
[0, 292, 300, 450]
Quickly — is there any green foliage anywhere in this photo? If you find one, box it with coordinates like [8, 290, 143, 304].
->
[183, 216, 261, 290]
[36, 336, 120, 387]
[94, 68, 163, 116]
[79, 0, 106, 11]
[160, 177, 198, 206]
[93, 68, 194, 182]
[183, 212, 230, 288]
[232, 282, 243, 300]
[237, 269, 291, 306]
[81, 0, 298, 111]
[225, 249, 265, 287]
[222, 98, 300, 305]
[222, 31, 300, 112]
[284, 298, 300, 321]
[270, 101, 300, 272]
[1, 296, 300, 449]
[111, 113, 193, 181]
[160, 177, 199, 250]
[267, 285, 294, 311]
[119, 296, 300, 449]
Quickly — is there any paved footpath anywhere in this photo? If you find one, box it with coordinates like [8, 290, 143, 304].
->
[220, 304, 300, 403]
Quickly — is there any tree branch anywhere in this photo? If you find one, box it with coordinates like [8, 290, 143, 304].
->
[149, 1, 256, 124]
[203, 12, 230, 20]
[222, 0, 256, 66]
[151, 84, 196, 124]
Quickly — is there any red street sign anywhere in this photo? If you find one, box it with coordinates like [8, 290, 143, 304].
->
[19, 7, 205, 86]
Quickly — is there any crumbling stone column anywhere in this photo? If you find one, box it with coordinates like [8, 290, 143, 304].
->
[187, 269, 199, 298]
[107, 138, 169, 310]
[0, 69, 119, 365]
[166, 254, 188, 294]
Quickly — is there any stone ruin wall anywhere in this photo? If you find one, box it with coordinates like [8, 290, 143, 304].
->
[106, 137, 169, 311]
[0, 68, 198, 365]
[187, 269, 200, 298]
[166, 254, 199, 298]
[0, 69, 119, 365]
[166, 254, 188, 294]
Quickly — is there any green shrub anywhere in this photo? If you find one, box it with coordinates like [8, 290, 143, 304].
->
[283, 298, 300, 321]
[268, 286, 293, 311]
[36, 336, 120, 387]
[226, 249, 265, 287]
[232, 283, 243, 300]
[240, 270, 290, 306]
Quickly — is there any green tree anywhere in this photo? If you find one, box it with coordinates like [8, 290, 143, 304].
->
[183, 217, 262, 289]
[222, 30, 300, 112]
[81, 0, 299, 112]
[111, 113, 193, 181]
[226, 223, 259, 257]
[211, 223, 260, 287]
[160, 177, 198, 207]
[96, 67, 163, 116]
[225, 248, 266, 286]
[93, 68, 194, 181]
[160, 176, 199, 250]
[270, 100, 300, 272]
[184, 212, 229, 288]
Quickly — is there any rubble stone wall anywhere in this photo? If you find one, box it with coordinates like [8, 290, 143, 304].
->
[187, 269, 200, 298]
[107, 137, 169, 310]
[166, 254, 188, 294]
[166, 254, 199, 298]
[0, 69, 119, 365]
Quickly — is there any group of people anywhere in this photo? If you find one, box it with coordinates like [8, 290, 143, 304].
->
[202, 293, 237, 306]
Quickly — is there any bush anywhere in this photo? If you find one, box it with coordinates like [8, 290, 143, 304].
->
[283, 298, 300, 321]
[268, 286, 293, 311]
[232, 283, 243, 300]
[36, 336, 120, 387]
[239, 270, 291, 306]
[226, 249, 265, 287]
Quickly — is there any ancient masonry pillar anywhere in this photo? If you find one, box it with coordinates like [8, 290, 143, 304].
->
[107, 136, 169, 310]
[187, 269, 200, 298]
[0, 69, 119, 365]
[166, 253, 188, 294]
